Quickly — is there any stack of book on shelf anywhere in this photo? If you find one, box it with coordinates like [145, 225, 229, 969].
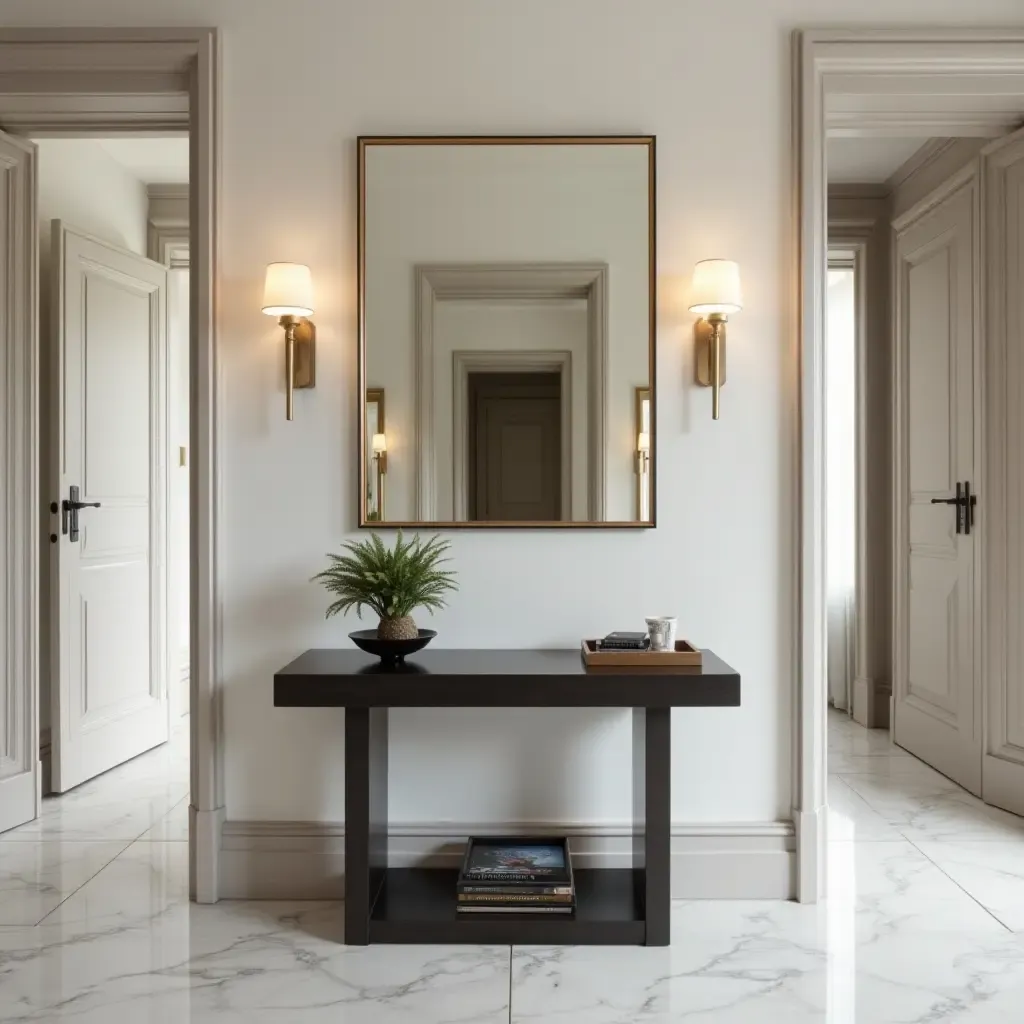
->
[456, 837, 575, 914]
[597, 631, 650, 651]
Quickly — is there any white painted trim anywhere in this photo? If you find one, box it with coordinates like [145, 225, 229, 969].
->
[0, 28, 222, 900]
[219, 820, 795, 901]
[797, 29, 1024, 901]
[827, 111, 1019, 139]
[411, 263, 608, 523]
[452, 349, 574, 521]
[0, 131, 38, 834]
[147, 183, 189, 268]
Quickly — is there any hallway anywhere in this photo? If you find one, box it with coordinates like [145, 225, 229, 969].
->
[0, 713, 1022, 1021]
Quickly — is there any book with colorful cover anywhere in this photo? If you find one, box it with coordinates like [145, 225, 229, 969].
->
[457, 837, 575, 906]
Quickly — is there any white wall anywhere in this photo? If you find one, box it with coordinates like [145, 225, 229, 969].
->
[35, 138, 148, 751]
[7, 0, 1024, 873]
[35, 139, 148, 262]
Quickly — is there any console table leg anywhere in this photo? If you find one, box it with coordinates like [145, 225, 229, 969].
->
[344, 706, 389, 944]
[633, 706, 671, 946]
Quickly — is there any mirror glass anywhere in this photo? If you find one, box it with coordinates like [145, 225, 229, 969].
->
[359, 136, 655, 527]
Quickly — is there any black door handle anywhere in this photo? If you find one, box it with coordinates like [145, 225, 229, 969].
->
[929, 482, 978, 536]
[61, 485, 101, 542]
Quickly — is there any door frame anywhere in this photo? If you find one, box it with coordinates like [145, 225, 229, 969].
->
[0, 27, 222, 902]
[795, 29, 1024, 901]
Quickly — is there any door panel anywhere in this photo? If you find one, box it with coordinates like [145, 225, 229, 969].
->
[894, 169, 981, 795]
[983, 126, 1024, 815]
[51, 222, 169, 793]
[0, 130, 38, 833]
[469, 373, 562, 522]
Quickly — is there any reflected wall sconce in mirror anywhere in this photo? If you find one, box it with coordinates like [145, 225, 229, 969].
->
[371, 431, 388, 521]
[690, 259, 742, 420]
[634, 386, 651, 521]
[261, 262, 316, 421]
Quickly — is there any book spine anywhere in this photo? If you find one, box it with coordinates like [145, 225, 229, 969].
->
[457, 885, 573, 896]
[457, 893, 574, 904]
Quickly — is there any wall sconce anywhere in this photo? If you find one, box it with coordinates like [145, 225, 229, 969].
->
[689, 259, 742, 420]
[261, 262, 316, 421]
[634, 385, 651, 521]
[371, 432, 388, 520]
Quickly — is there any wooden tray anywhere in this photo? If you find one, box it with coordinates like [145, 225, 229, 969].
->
[581, 639, 702, 667]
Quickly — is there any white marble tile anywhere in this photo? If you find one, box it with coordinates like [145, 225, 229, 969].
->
[0, 896, 511, 1023]
[827, 750, 947, 780]
[841, 774, 1024, 843]
[511, 843, 1024, 1023]
[827, 776, 903, 842]
[0, 841, 511, 1022]
[0, 841, 129, 926]
[137, 797, 190, 841]
[917, 841, 1024, 932]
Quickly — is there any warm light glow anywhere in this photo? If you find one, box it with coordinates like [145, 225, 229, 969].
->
[371, 432, 388, 454]
[637, 431, 650, 453]
[262, 262, 314, 317]
[688, 259, 742, 315]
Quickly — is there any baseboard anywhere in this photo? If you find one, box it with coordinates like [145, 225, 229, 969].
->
[218, 819, 795, 901]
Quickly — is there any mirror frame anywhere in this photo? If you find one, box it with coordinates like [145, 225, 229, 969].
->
[357, 134, 656, 528]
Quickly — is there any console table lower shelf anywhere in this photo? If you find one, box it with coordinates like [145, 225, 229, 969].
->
[273, 647, 742, 946]
[369, 867, 644, 946]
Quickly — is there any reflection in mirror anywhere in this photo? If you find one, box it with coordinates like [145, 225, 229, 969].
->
[635, 386, 651, 521]
[359, 136, 655, 527]
[365, 388, 386, 521]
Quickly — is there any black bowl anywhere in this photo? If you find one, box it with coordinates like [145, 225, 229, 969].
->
[349, 628, 437, 665]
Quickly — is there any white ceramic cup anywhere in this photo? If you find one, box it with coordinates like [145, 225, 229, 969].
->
[645, 616, 678, 652]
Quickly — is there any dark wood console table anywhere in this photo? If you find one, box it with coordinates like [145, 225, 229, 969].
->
[274, 648, 740, 946]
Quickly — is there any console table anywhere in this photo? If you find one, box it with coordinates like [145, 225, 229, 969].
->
[274, 648, 741, 946]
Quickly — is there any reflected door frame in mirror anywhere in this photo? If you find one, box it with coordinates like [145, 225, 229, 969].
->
[358, 135, 656, 528]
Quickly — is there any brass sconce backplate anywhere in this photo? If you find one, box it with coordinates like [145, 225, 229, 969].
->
[292, 317, 316, 389]
[694, 318, 727, 387]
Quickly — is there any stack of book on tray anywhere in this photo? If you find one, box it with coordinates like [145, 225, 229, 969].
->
[597, 631, 650, 651]
[457, 837, 575, 914]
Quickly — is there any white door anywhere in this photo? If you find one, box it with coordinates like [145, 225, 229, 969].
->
[982, 127, 1024, 816]
[50, 222, 169, 792]
[893, 166, 982, 795]
[0, 131, 38, 832]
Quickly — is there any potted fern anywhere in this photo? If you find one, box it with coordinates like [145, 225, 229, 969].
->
[313, 532, 457, 650]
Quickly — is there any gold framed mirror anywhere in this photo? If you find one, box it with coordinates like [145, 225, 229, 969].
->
[358, 135, 656, 527]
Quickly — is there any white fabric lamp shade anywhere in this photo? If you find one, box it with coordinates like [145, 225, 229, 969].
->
[688, 259, 743, 315]
[371, 432, 388, 454]
[262, 262, 314, 317]
[637, 431, 651, 453]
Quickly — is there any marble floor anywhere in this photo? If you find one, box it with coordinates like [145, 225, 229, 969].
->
[1, 711, 1023, 1021]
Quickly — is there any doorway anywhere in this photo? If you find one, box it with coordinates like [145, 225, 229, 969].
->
[0, 28, 220, 902]
[30, 137, 191, 797]
[467, 371, 564, 522]
[798, 30, 1024, 901]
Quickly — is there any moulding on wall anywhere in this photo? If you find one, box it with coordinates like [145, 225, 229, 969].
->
[147, 182, 189, 267]
[219, 819, 796, 901]
[413, 263, 608, 522]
